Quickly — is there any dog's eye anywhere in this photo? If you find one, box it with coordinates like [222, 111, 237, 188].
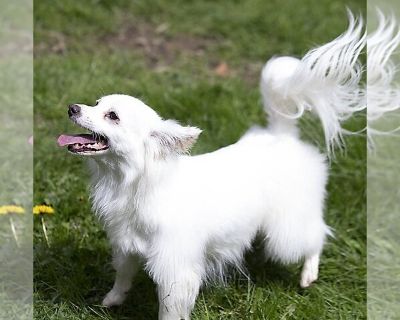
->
[106, 111, 119, 121]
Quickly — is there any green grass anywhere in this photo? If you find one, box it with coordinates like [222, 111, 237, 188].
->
[0, 1, 33, 319]
[366, 6, 400, 320]
[34, 1, 366, 319]
[367, 133, 400, 320]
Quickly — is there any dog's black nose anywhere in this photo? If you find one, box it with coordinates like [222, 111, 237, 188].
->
[68, 104, 81, 117]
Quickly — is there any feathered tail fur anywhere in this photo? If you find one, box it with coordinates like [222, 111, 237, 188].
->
[260, 12, 366, 155]
[367, 10, 400, 150]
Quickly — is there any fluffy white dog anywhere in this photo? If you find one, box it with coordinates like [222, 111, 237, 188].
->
[58, 15, 364, 320]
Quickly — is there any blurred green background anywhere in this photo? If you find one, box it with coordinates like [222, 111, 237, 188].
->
[1, 1, 33, 319]
[367, 2, 400, 319]
[34, 1, 366, 319]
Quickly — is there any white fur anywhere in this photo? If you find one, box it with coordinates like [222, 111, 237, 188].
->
[261, 12, 365, 155]
[66, 15, 364, 320]
[367, 10, 400, 149]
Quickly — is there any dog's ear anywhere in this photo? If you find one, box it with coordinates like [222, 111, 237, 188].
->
[149, 120, 202, 157]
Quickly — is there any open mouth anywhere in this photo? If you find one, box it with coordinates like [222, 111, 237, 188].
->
[57, 132, 109, 155]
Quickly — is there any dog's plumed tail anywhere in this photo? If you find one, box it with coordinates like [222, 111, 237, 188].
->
[367, 11, 400, 150]
[260, 12, 365, 155]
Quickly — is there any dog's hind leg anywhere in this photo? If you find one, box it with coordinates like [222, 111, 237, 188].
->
[102, 252, 141, 307]
[300, 253, 320, 288]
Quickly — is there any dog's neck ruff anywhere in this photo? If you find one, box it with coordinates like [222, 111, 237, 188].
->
[88, 155, 179, 227]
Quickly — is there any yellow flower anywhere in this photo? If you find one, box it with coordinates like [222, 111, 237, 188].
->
[33, 205, 55, 215]
[0, 205, 25, 215]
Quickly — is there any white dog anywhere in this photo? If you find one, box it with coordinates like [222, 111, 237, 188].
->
[58, 15, 364, 320]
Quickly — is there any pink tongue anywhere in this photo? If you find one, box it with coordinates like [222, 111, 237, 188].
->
[57, 134, 96, 146]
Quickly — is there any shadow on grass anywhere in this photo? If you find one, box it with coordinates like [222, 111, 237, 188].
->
[35, 233, 303, 319]
[243, 240, 300, 289]
[34, 234, 157, 319]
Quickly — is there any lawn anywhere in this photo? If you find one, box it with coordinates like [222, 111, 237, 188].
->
[366, 6, 400, 320]
[34, 1, 366, 319]
[0, 1, 33, 319]
[368, 135, 400, 320]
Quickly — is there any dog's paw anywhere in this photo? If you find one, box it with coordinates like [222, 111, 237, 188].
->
[300, 265, 318, 288]
[102, 289, 127, 307]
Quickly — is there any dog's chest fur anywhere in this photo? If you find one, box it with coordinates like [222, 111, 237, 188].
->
[89, 162, 155, 257]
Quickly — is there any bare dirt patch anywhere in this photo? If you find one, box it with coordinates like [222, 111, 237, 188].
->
[35, 20, 262, 84]
[35, 30, 67, 56]
[0, 30, 32, 57]
[103, 21, 218, 69]
[102, 22, 261, 84]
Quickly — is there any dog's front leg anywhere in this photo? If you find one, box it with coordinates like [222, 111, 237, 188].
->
[102, 251, 141, 307]
[157, 271, 201, 320]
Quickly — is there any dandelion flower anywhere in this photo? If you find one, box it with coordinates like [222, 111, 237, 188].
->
[0, 205, 25, 247]
[33, 204, 54, 248]
[0, 205, 25, 214]
[33, 205, 55, 215]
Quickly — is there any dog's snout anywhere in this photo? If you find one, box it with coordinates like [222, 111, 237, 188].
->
[68, 104, 81, 117]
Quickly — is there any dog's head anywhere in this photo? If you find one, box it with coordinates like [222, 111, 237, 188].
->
[58, 94, 202, 168]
